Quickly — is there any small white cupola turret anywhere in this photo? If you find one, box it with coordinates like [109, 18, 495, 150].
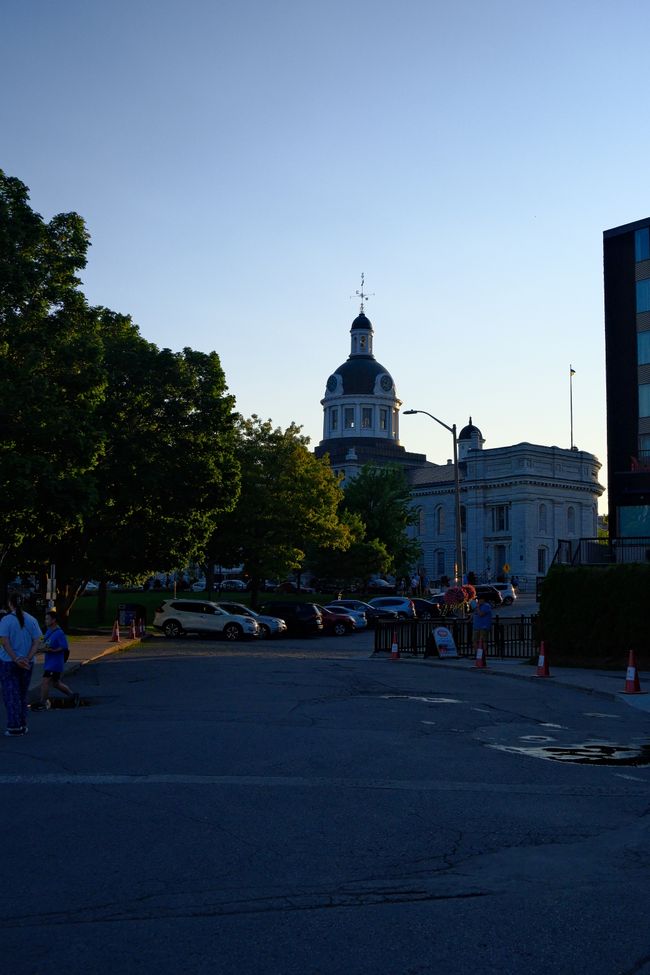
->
[458, 417, 485, 460]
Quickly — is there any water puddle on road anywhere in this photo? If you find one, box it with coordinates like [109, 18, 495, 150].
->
[380, 695, 461, 705]
[489, 742, 650, 766]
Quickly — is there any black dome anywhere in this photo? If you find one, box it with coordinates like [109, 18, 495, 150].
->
[350, 312, 373, 331]
[458, 417, 482, 441]
[333, 357, 392, 395]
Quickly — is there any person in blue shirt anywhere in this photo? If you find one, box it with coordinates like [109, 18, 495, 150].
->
[30, 609, 79, 711]
[0, 593, 42, 736]
[472, 595, 493, 651]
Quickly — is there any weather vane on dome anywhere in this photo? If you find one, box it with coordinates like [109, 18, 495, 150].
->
[350, 272, 374, 313]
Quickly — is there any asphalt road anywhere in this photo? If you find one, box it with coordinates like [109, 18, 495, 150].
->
[2, 634, 649, 975]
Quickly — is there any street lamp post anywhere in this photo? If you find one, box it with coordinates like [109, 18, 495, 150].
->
[403, 409, 464, 584]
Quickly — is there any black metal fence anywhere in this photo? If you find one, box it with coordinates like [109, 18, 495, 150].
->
[374, 615, 540, 659]
[552, 537, 650, 567]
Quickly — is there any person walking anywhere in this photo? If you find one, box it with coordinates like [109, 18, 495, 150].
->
[472, 594, 493, 652]
[0, 593, 42, 736]
[31, 609, 78, 711]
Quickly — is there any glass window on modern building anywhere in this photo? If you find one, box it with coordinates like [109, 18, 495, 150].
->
[344, 407, 355, 429]
[635, 227, 650, 262]
[639, 384, 650, 418]
[636, 279, 650, 313]
[638, 331, 650, 366]
[361, 407, 373, 429]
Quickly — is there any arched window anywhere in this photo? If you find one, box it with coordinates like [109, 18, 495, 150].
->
[538, 503, 547, 533]
[436, 505, 445, 535]
[567, 506, 576, 535]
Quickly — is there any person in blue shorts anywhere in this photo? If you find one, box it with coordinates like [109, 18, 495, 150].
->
[31, 609, 79, 711]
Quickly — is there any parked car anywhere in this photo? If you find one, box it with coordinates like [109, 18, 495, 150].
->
[367, 596, 416, 619]
[474, 585, 504, 607]
[276, 581, 315, 594]
[216, 579, 248, 592]
[485, 582, 517, 605]
[191, 580, 206, 592]
[327, 599, 399, 626]
[153, 600, 259, 640]
[411, 597, 445, 620]
[259, 601, 323, 635]
[215, 602, 288, 639]
[316, 605, 357, 636]
[366, 578, 396, 593]
[426, 593, 459, 617]
[323, 604, 368, 630]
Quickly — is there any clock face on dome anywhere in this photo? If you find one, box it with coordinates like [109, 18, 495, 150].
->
[380, 374, 393, 392]
[326, 375, 338, 392]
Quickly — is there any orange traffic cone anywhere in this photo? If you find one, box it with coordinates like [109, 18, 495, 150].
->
[474, 637, 487, 669]
[390, 630, 400, 661]
[111, 619, 120, 643]
[535, 641, 552, 678]
[623, 650, 645, 694]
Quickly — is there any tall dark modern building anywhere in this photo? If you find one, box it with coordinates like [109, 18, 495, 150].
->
[603, 217, 650, 536]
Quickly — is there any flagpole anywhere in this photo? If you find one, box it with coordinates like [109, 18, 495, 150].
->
[569, 365, 575, 450]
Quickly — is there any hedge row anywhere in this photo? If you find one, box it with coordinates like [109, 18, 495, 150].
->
[539, 564, 649, 668]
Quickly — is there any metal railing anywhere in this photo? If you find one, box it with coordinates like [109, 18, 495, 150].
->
[374, 615, 540, 659]
[552, 537, 650, 567]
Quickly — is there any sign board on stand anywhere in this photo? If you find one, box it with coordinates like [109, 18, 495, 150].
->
[431, 625, 458, 658]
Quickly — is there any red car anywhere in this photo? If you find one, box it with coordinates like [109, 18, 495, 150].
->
[316, 605, 357, 636]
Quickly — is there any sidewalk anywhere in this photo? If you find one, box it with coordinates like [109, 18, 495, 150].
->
[27, 631, 142, 701]
[382, 652, 650, 713]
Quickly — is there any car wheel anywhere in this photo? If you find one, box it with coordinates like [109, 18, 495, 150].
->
[503, 597, 513, 606]
[163, 620, 183, 638]
[258, 624, 270, 639]
[333, 621, 347, 636]
[223, 623, 242, 641]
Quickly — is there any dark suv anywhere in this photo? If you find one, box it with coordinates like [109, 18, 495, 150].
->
[260, 601, 323, 635]
[474, 585, 504, 607]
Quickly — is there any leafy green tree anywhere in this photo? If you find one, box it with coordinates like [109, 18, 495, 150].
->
[48, 313, 241, 624]
[341, 464, 423, 579]
[209, 417, 350, 606]
[306, 511, 390, 588]
[0, 170, 106, 570]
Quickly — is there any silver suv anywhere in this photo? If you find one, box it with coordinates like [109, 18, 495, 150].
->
[153, 600, 259, 640]
[215, 602, 288, 639]
[367, 596, 416, 619]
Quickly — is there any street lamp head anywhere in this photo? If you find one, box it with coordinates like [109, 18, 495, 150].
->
[403, 409, 418, 415]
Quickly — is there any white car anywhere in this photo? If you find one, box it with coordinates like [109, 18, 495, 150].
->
[153, 599, 259, 640]
[486, 582, 517, 605]
[215, 602, 288, 639]
[191, 580, 207, 592]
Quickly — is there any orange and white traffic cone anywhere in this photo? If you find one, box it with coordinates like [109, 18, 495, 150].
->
[474, 636, 487, 669]
[623, 650, 645, 694]
[535, 641, 552, 678]
[390, 630, 400, 661]
[111, 619, 120, 643]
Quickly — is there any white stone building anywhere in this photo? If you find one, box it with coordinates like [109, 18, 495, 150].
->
[315, 304, 604, 583]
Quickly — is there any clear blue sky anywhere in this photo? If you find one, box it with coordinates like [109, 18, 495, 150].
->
[4, 0, 649, 510]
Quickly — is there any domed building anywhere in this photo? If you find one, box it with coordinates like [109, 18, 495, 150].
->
[314, 308, 429, 481]
[315, 300, 604, 585]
